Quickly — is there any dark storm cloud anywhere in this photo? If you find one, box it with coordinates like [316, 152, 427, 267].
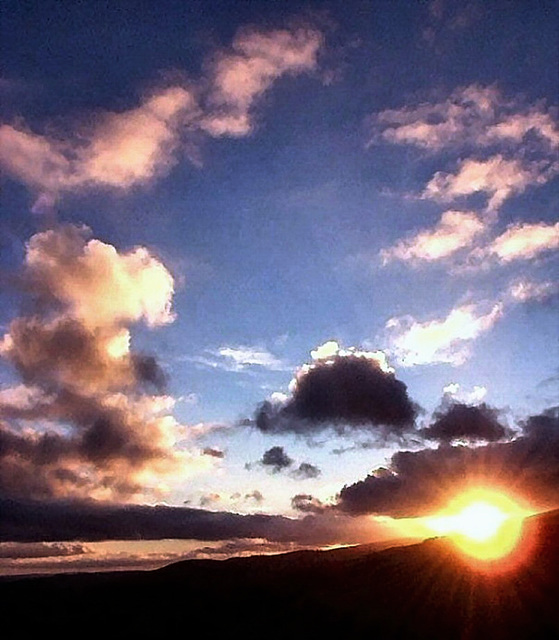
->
[0, 497, 351, 545]
[254, 354, 417, 437]
[261, 446, 293, 472]
[337, 406, 559, 518]
[421, 402, 508, 442]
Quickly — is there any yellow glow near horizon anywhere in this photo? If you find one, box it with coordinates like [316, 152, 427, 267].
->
[424, 488, 532, 564]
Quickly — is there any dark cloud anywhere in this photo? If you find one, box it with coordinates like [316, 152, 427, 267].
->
[261, 446, 293, 472]
[244, 490, 264, 504]
[0, 541, 89, 559]
[203, 447, 225, 459]
[254, 354, 417, 437]
[337, 406, 559, 518]
[291, 494, 325, 514]
[422, 402, 508, 442]
[290, 462, 321, 480]
[0, 497, 360, 546]
[199, 493, 221, 508]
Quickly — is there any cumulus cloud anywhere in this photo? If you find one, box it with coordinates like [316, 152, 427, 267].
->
[385, 303, 503, 367]
[421, 402, 508, 443]
[0, 225, 212, 501]
[261, 446, 293, 472]
[441, 382, 487, 404]
[0, 24, 324, 201]
[337, 406, 559, 517]
[253, 341, 417, 437]
[251, 447, 320, 479]
[422, 155, 555, 213]
[380, 210, 486, 265]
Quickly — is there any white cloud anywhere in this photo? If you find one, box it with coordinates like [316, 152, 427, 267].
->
[216, 345, 286, 371]
[25, 225, 175, 329]
[422, 155, 555, 213]
[309, 340, 393, 373]
[487, 221, 559, 263]
[0, 25, 324, 199]
[386, 303, 503, 366]
[442, 382, 487, 403]
[380, 210, 485, 264]
[506, 278, 558, 303]
[371, 84, 559, 151]
[201, 26, 323, 137]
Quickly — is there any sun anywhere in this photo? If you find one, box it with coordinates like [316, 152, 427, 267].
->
[425, 488, 532, 566]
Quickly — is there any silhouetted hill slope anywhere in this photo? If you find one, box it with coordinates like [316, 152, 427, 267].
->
[2, 509, 559, 639]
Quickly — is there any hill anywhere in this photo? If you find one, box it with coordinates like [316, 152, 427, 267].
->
[2, 509, 559, 638]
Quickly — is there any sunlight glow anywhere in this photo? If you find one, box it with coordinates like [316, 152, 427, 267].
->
[425, 488, 532, 565]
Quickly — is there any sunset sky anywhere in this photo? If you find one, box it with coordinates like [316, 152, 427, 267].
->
[1, 0, 558, 574]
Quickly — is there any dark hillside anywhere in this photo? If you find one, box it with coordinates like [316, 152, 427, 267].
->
[2, 510, 559, 639]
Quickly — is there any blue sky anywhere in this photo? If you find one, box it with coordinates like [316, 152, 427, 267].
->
[1, 0, 558, 571]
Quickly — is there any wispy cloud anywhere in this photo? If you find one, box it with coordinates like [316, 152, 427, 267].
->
[380, 210, 485, 265]
[486, 221, 559, 263]
[0, 24, 324, 202]
[190, 344, 288, 373]
[370, 84, 559, 152]
[385, 303, 503, 366]
[421, 155, 555, 214]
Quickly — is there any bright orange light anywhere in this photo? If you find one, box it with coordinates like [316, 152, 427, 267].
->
[425, 488, 533, 567]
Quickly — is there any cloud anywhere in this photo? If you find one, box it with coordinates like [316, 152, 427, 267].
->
[291, 462, 321, 480]
[337, 406, 559, 517]
[0, 86, 196, 196]
[421, 402, 509, 443]
[192, 345, 287, 372]
[0, 496, 372, 546]
[506, 278, 559, 303]
[253, 341, 417, 437]
[0, 541, 89, 559]
[244, 490, 264, 504]
[202, 447, 225, 459]
[0, 24, 324, 201]
[380, 210, 486, 265]
[370, 84, 558, 152]
[0, 225, 213, 501]
[385, 303, 503, 366]
[487, 221, 559, 263]
[422, 155, 555, 213]
[441, 382, 487, 404]
[261, 446, 293, 472]
[201, 25, 323, 137]
[291, 494, 325, 514]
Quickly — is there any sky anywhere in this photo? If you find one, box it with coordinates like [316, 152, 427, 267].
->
[0, 0, 558, 574]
